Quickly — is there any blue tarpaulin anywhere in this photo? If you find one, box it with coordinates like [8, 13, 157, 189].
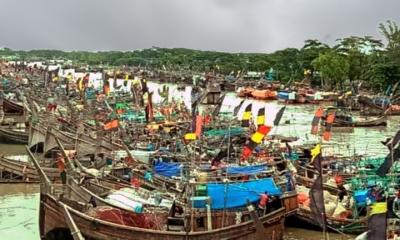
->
[204, 178, 282, 209]
[225, 164, 267, 175]
[278, 91, 289, 100]
[354, 189, 370, 207]
[154, 161, 182, 178]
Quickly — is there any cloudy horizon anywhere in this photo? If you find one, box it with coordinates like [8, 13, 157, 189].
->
[0, 0, 399, 53]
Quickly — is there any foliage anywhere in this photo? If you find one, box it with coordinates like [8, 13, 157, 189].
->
[1, 20, 400, 92]
[312, 50, 349, 89]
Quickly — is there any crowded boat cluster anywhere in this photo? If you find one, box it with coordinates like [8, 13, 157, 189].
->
[1, 60, 400, 240]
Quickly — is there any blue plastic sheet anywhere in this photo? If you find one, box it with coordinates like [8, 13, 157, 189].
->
[354, 189, 370, 207]
[372, 97, 390, 107]
[154, 161, 182, 178]
[205, 178, 282, 209]
[278, 91, 289, 100]
[225, 164, 266, 175]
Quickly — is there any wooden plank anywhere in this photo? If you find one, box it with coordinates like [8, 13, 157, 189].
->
[60, 203, 85, 240]
[25, 146, 52, 189]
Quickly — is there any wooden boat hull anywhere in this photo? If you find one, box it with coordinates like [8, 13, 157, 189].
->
[3, 98, 24, 115]
[0, 156, 59, 182]
[294, 207, 366, 234]
[0, 127, 28, 144]
[40, 192, 286, 240]
[250, 90, 278, 100]
[237, 88, 254, 98]
[323, 115, 387, 127]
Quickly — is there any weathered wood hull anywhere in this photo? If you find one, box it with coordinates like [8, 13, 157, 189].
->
[40, 192, 286, 240]
[0, 127, 28, 144]
[294, 207, 366, 234]
[0, 156, 59, 182]
[250, 90, 278, 100]
[322, 115, 387, 127]
[3, 98, 24, 115]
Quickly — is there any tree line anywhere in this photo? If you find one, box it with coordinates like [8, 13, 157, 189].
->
[1, 20, 399, 92]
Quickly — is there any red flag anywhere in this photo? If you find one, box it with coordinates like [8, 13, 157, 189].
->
[241, 125, 272, 161]
[195, 115, 203, 137]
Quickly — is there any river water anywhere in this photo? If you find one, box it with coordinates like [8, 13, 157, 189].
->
[1, 84, 399, 239]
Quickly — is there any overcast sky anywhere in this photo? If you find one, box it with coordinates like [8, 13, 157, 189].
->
[0, 0, 399, 53]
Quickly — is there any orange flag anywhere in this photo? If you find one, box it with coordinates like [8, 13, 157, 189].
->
[311, 107, 324, 135]
[195, 115, 203, 137]
[323, 113, 335, 141]
[104, 119, 119, 131]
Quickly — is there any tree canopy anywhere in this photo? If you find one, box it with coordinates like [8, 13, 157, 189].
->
[1, 20, 400, 92]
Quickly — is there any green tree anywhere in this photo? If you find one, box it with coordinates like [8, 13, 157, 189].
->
[312, 51, 349, 89]
[298, 39, 330, 83]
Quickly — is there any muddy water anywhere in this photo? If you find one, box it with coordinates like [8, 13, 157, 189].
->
[0, 183, 39, 240]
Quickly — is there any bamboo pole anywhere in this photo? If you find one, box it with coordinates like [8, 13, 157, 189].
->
[60, 203, 85, 240]
[25, 146, 52, 193]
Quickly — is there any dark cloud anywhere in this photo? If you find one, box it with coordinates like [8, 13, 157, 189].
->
[0, 0, 399, 52]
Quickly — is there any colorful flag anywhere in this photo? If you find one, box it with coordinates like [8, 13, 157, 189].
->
[241, 125, 271, 161]
[184, 114, 203, 142]
[309, 144, 327, 231]
[367, 202, 387, 240]
[195, 115, 203, 137]
[184, 133, 197, 140]
[311, 107, 324, 135]
[323, 113, 335, 141]
[256, 108, 265, 128]
[241, 103, 252, 127]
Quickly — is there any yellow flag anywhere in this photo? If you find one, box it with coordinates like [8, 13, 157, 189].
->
[310, 144, 321, 162]
[370, 202, 387, 216]
[251, 132, 264, 144]
[184, 133, 197, 140]
[243, 111, 252, 120]
[257, 115, 265, 125]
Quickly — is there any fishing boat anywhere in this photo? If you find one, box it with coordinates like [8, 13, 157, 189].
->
[332, 115, 387, 127]
[294, 198, 367, 234]
[0, 125, 28, 144]
[250, 89, 278, 100]
[357, 95, 400, 116]
[293, 162, 367, 234]
[2, 98, 24, 115]
[28, 148, 296, 240]
[277, 91, 296, 103]
[321, 107, 387, 128]
[237, 87, 254, 98]
[0, 156, 59, 182]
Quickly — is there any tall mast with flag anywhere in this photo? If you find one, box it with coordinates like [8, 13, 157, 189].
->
[309, 106, 333, 240]
[309, 144, 327, 238]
